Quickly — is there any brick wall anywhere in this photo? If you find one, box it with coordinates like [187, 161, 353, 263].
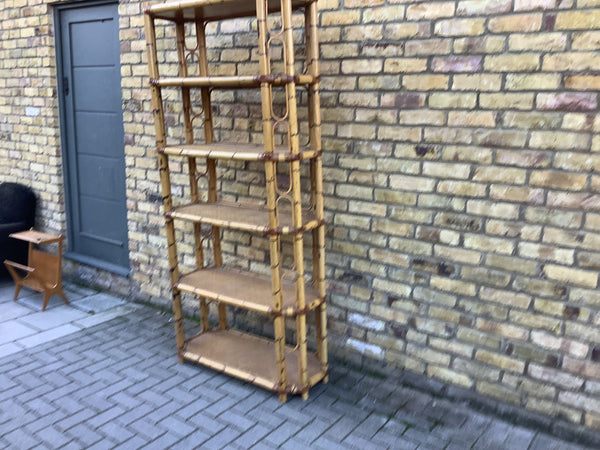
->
[3, 0, 600, 433]
[0, 0, 64, 233]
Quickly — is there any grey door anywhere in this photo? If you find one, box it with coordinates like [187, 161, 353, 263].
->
[57, 2, 129, 272]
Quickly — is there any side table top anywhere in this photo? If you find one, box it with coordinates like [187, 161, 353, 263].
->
[9, 230, 63, 245]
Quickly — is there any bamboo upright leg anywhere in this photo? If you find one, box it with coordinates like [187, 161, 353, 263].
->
[257, 0, 288, 402]
[145, 12, 185, 361]
[278, 0, 310, 400]
[176, 21, 210, 332]
[195, 20, 227, 330]
[306, 0, 328, 381]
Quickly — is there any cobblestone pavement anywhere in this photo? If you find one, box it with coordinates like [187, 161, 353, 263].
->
[0, 280, 594, 449]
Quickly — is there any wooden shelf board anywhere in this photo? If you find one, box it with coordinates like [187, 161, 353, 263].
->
[146, 0, 312, 22]
[9, 230, 61, 245]
[182, 329, 325, 394]
[167, 201, 320, 234]
[152, 75, 315, 89]
[161, 142, 320, 162]
[176, 266, 322, 316]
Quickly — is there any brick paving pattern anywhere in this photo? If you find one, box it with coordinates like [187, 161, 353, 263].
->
[0, 291, 593, 449]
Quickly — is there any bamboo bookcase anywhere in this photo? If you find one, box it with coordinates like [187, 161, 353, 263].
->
[144, 0, 327, 401]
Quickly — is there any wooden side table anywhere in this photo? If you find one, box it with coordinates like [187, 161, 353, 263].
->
[4, 229, 68, 311]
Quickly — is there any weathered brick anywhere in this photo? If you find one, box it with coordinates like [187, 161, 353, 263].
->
[519, 242, 574, 264]
[428, 365, 473, 389]
[502, 112, 562, 130]
[530, 170, 588, 190]
[547, 192, 600, 211]
[457, 0, 511, 15]
[402, 75, 449, 90]
[466, 199, 520, 219]
[572, 31, 600, 50]
[405, 39, 452, 57]
[509, 310, 562, 334]
[473, 167, 526, 184]
[406, 2, 455, 20]
[442, 145, 493, 163]
[489, 14, 543, 32]
[399, 110, 446, 126]
[384, 58, 428, 73]
[438, 180, 486, 198]
[536, 92, 598, 111]
[529, 131, 591, 151]
[432, 55, 482, 72]
[434, 18, 486, 36]
[543, 264, 598, 288]
[448, 111, 496, 127]
[480, 93, 534, 110]
[484, 54, 540, 72]
[555, 10, 600, 30]
[452, 74, 502, 91]
[514, 0, 558, 11]
[543, 52, 600, 71]
[430, 93, 478, 109]
[508, 33, 567, 51]
[431, 276, 476, 297]
[475, 350, 525, 373]
[505, 74, 561, 91]
[454, 36, 506, 54]
[464, 234, 515, 256]
[389, 174, 435, 192]
[363, 6, 406, 23]
[473, 129, 528, 148]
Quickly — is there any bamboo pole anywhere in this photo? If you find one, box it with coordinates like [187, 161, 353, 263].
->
[257, 0, 288, 403]
[196, 20, 227, 330]
[278, 0, 309, 400]
[176, 21, 210, 332]
[305, 0, 328, 381]
[144, 11, 186, 362]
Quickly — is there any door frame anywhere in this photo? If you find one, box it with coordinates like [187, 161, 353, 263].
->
[54, 0, 130, 276]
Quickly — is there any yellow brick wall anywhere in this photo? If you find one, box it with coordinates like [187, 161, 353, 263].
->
[2, 0, 600, 431]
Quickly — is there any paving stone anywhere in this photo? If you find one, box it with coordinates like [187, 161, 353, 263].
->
[263, 420, 302, 446]
[2, 428, 40, 449]
[158, 415, 197, 438]
[219, 409, 257, 432]
[54, 408, 97, 432]
[66, 423, 104, 448]
[172, 429, 211, 448]
[312, 435, 351, 450]
[347, 431, 395, 450]
[230, 423, 271, 448]
[172, 398, 211, 421]
[187, 411, 227, 435]
[98, 421, 135, 444]
[128, 418, 168, 440]
[293, 418, 331, 445]
[35, 424, 72, 448]
[86, 405, 127, 428]
[201, 425, 242, 448]
[322, 416, 361, 441]
[403, 426, 449, 449]
[352, 412, 389, 438]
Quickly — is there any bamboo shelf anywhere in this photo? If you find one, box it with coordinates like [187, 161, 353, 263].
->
[176, 267, 323, 316]
[145, 0, 327, 402]
[182, 329, 325, 395]
[151, 75, 315, 89]
[160, 143, 320, 162]
[167, 201, 321, 234]
[145, 0, 312, 21]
